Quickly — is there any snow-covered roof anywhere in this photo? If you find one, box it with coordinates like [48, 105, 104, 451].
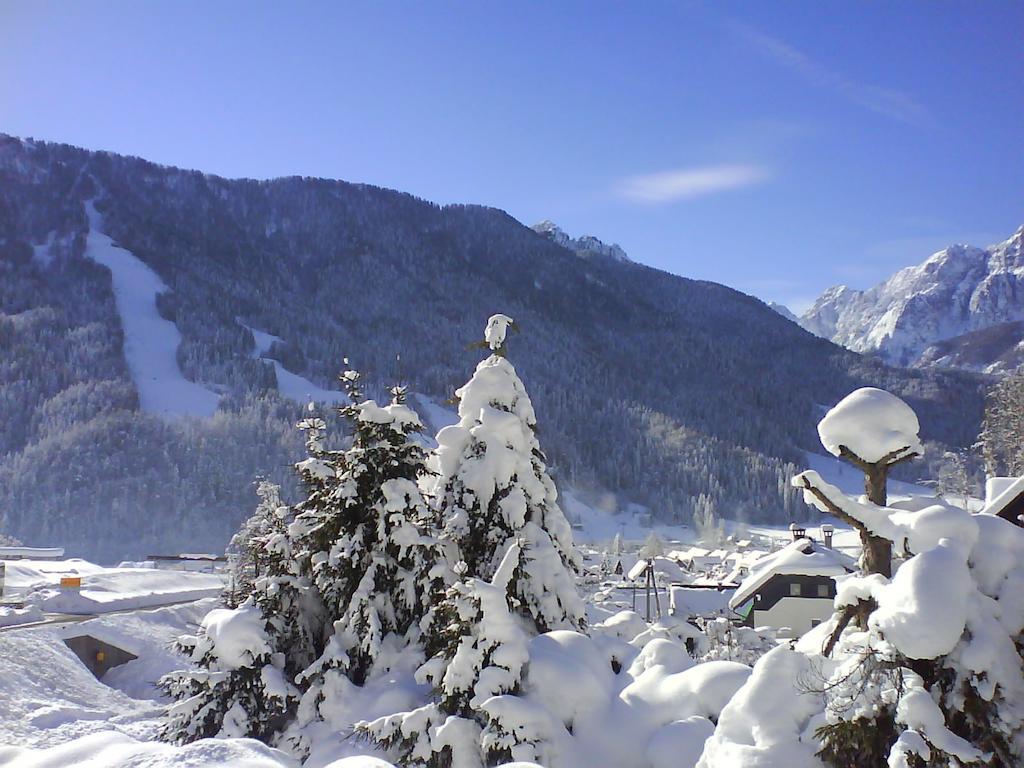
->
[817, 388, 922, 463]
[729, 538, 855, 609]
[627, 559, 650, 581]
[670, 585, 736, 618]
[0, 546, 65, 560]
[981, 476, 1024, 520]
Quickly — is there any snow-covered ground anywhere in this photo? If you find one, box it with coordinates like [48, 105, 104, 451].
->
[1, 558, 222, 614]
[0, 583, 749, 768]
[85, 202, 219, 418]
[0, 599, 302, 767]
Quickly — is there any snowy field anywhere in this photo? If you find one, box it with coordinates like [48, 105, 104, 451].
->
[0, 590, 752, 768]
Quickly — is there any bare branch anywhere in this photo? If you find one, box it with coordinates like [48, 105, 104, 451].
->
[795, 474, 869, 536]
[823, 604, 857, 657]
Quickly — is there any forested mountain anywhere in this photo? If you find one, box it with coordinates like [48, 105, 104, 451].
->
[0, 135, 985, 561]
[801, 226, 1024, 372]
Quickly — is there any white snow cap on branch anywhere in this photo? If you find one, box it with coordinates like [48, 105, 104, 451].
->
[817, 387, 922, 463]
[197, 604, 272, 670]
[485, 313, 515, 351]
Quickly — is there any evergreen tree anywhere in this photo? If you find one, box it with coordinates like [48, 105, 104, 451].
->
[364, 544, 539, 767]
[288, 370, 450, 750]
[224, 479, 285, 607]
[979, 370, 1024, 476]
[159, 486, 317, 744]
[640, 531, 664, 559]
[361, 315, 586, 767]
[432, 314, 585, 633]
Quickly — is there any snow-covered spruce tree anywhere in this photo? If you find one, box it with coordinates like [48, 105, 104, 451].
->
[640, 531, 665, 560]
[224, 479, 286, 607]
[360, 315, 586, 766]
[288, 371, 451, 747]
[160, 480, 316, 744]
[979, 369, 1024, 476]
[432, 314, 585, 633]
[363, 544, 539, 767]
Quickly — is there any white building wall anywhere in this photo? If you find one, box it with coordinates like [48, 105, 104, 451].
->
[753, 596, 834, 638]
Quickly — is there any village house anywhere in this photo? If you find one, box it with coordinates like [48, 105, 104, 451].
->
[728, 533, 855, 638]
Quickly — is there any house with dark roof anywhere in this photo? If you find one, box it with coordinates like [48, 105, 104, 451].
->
[728, 537, 855, 638]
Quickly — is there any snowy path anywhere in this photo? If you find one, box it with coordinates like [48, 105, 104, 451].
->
[85, 202, 219, 418]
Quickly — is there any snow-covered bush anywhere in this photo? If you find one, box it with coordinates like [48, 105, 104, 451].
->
[700, 388, 1024, 768]
[696, 617, 777, 667]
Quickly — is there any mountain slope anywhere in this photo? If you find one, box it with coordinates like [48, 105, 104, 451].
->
[0, 135, 985, 560]
[801, 227, 1024, 372]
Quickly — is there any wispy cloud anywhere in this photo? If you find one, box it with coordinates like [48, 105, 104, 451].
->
[728, 21, 930, 126]
[617, 164, 771, 203]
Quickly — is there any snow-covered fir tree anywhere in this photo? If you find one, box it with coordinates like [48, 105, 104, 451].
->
[432, 314, 585, 633]
[360, 315, 587, 766]
[288, 370, 451, 750]
[640, 531, 665, 560]
[979, 369, 1024, 477]
[363, 544, 539, 767]
[160, 480, 317, 744]
[224, 479, 286, 607]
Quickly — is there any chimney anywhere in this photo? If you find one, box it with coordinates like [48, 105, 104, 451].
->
[820, 524, 834, 548]
[789, 522, 806, 542]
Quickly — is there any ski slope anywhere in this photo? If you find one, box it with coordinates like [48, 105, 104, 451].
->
[85, 202, 219, 419]
[238, 320, 347, 404]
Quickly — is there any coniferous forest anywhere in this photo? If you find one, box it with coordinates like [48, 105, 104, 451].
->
[0, 135, 985, 561]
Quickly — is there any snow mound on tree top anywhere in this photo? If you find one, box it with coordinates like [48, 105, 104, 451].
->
[355, 400, 422, 430]
[817, 388, 922, 463]
[870, 539, 973, 659]
[485, 314, 515, 350]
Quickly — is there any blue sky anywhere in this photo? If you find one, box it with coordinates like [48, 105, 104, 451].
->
[2, 1, 1021, 312]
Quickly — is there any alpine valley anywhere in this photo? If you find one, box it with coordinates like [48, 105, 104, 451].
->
[0, 135, 985, 561]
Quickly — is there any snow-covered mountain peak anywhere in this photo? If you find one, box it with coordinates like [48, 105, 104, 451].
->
[800, 225, 1024, 371]
[532, 220, 631, 263]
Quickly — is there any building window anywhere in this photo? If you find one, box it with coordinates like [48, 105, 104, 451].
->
[789, 582, 801, 597]
[817, 583, 829, 598]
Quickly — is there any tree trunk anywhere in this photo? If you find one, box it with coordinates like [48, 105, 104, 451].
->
[862, 462, 892, 578]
